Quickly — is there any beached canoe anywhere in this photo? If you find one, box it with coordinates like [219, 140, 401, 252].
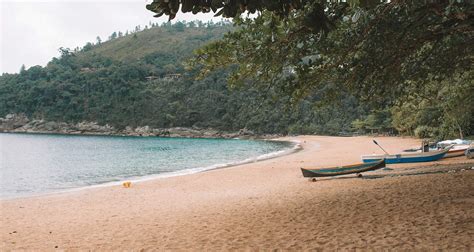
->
[361, 147, 451, 164]
[301, 160, 385, 178]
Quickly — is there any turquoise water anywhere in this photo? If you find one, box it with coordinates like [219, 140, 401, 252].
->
[0, 133, 294, 199]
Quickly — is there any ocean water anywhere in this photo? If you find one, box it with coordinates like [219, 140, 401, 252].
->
[0, 133, 295, 199]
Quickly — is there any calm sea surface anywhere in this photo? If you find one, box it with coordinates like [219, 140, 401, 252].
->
[0, 133, 294, 199]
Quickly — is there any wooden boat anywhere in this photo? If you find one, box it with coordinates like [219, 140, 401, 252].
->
[301, 160, 385, 178]
[361, 147, 451, 164]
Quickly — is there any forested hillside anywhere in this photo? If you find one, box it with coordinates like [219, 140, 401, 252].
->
[0, 19, 470, 138]
[0, 21, 371, 136]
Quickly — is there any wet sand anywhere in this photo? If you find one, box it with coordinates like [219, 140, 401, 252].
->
[1, 135, 473, 250]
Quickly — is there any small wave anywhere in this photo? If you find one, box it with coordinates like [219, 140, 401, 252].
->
[126, 139, 302, 183]
[142, 146, 174, 151]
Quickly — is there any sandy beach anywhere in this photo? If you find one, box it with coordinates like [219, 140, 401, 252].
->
[1, 135, 473, 250]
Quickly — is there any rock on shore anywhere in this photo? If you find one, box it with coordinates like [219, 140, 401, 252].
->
[0, 113, 264, 139]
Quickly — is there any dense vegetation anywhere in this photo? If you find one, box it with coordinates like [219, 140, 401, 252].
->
[1, 0, 473, 140]
[0, 21, 368, 135]
[185, 1, 473, 139]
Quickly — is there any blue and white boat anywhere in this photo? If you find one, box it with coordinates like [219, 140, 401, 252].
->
[361, 147, 451, 164]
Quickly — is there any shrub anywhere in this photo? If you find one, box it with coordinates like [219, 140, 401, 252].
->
[414, 126, 437, 139]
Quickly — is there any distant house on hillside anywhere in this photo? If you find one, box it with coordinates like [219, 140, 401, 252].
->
[163, 73, 182, 81]
[80, 67, 97, 73]
[145, 76, 159, 81]
[145, 73, 182, 82]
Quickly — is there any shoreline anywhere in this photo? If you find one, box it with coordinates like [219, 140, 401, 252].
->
[0, 138, 302, 201]
[0, 114, 282, 139]
[1, 135, 473, 250]
[0, 129, 274, 139]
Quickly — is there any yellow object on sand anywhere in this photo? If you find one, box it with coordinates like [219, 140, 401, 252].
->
[122, 181, 132, 188]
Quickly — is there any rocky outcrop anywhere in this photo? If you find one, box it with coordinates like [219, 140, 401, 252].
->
[0, 113, 271, 139]
[0, 114, 29, 131]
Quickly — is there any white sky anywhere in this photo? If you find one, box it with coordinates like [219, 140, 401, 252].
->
[0, 0, 223, 74]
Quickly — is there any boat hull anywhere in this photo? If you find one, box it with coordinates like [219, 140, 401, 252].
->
[301, 160, 385, 177]
[361, 148, 450, 164]
[445, 148, 467, 158]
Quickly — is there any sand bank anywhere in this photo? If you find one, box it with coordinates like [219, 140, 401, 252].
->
[1, 135, 473, 250]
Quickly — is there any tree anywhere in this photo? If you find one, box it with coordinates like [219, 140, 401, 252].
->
[96, 36, 102, 44]
[82, 42, 93, 52]
[58, 47, 73, 57]
[174, 21, 185, 32]
[109, 32, 117, 40]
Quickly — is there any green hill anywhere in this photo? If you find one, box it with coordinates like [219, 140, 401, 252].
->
[0, 21, 369, 135]
[84, 23, 230, 63]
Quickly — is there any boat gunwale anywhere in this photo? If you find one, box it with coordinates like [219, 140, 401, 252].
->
[361, 148, 450, 160]
[301, 160, 385, 177]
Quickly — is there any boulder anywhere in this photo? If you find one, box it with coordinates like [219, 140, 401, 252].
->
[43, 121, 59, 131]
[0, 113, 30, 131]
[238, 128, 255, 136]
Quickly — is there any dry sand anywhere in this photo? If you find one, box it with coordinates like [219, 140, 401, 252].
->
[1, 135, 473, 250]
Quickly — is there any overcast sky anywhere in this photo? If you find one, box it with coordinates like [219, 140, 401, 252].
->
[0, 0, 222, 74]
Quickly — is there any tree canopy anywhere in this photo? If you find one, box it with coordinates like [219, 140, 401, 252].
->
[146, 0, 473, 138]
[147, 0, 306, 20]
[172, 0, 473, 138]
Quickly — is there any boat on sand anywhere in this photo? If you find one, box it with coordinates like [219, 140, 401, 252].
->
[444, 145, 469, 158]
[402, 144, 468, 158]
[361, 147, 451, 164]
[301, 160, 385, 178]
